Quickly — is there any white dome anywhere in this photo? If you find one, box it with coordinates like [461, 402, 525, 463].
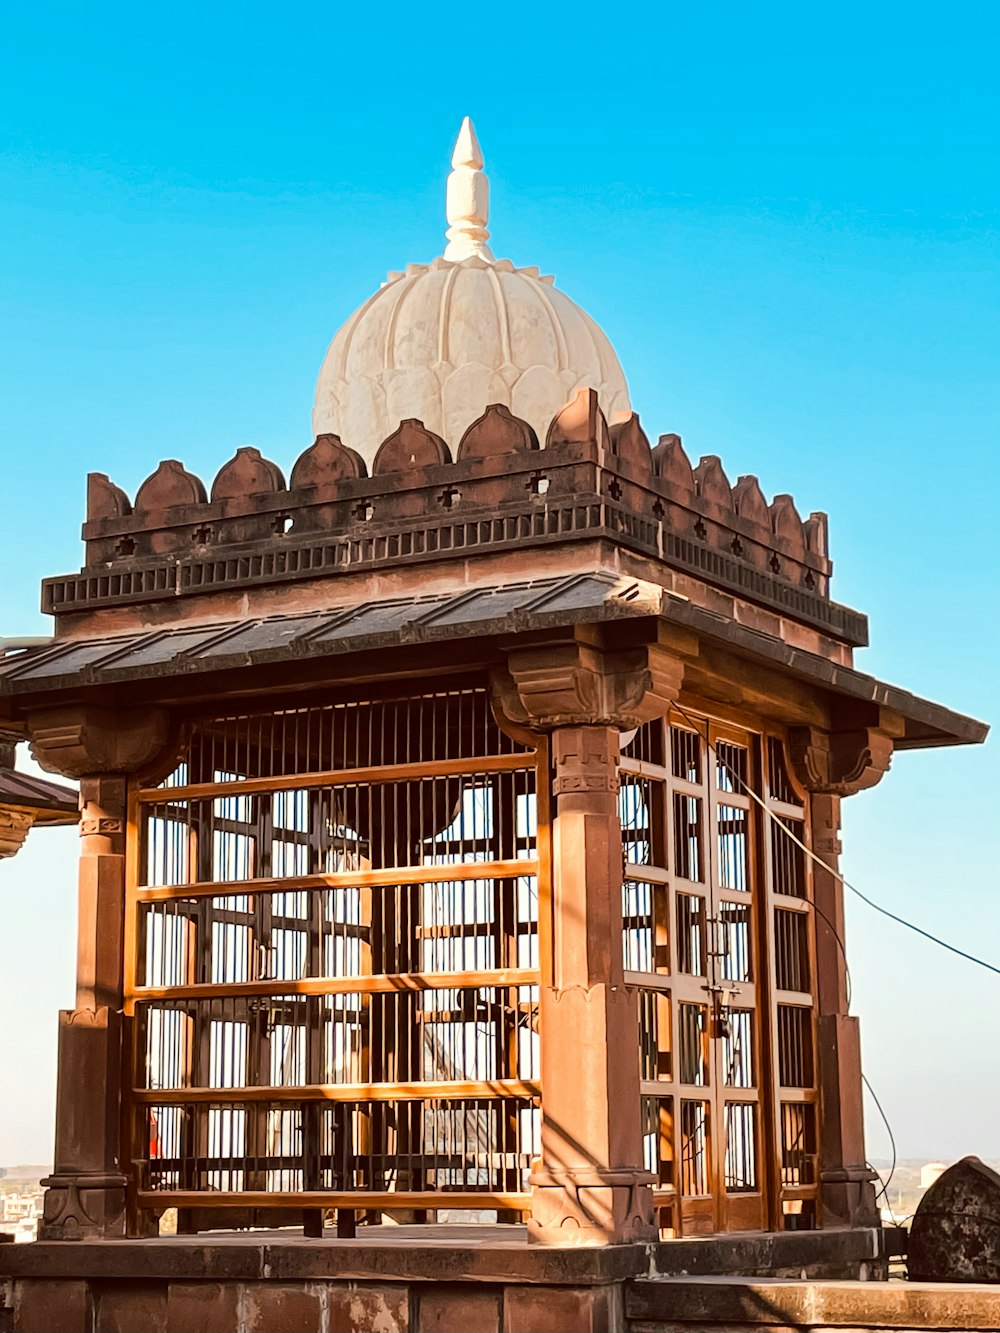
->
[312, 119, 631, 463]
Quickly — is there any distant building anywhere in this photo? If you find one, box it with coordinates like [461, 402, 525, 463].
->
[921, 1162, 947, 1192]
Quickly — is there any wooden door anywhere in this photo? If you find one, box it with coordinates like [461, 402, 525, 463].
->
[648, 717, 766, 1235]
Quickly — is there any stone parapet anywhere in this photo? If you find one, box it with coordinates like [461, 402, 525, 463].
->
[44, 393, 864, 645]
[0, 1227, 888, 1333]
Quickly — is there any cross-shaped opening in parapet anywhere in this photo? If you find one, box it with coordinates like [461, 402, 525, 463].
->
[192, 524, 213, 545]
[804, 569, 816, 589]
[693, 518, 707, 540]
[438, 485, 461, 511]
[353, 500, 374, 522]
[607, 477, 623, 502]
[730, 535, 745, 558]
[652, 498, 665, 520]
[769, 553, 781, 575]
[272, 513, 293, 535]
[115, 536, 136, 557]
[526, 471, 550, 496]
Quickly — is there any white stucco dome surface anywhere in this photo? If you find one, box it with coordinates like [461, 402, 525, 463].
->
[312, 119, 631, 464]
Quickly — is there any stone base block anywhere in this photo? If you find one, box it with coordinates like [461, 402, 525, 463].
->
[39, 1175, 127, 1242]
[504, 1284, 618, 1332]
[528, 1171, 656, 1246]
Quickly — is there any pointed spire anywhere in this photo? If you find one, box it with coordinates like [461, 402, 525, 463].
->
[444, 116, 494, 262]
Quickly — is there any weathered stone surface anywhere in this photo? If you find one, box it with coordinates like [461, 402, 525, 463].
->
[417, 1285, 501, 1333]
[373, 420, 450, 474]
[211, 447, 286, 502]
[626, 1273, 1000, 1328]
[133, 460, 206, 513]
[290, 433, 366, 488]
[909, 1156, 1000, 1282]
[12, 1279, 90, 1333]
[546, 387, 610, 450]
[245, 1282, 323, 1332]
[457, 404, 538, 459]
[166, 1281, 241, 1333]
[94, 1280, 167, 1333]
[327, 1283, 409, 1332]
[503, 1283, 617, 1333]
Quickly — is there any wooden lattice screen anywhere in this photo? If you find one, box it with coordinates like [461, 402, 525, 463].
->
[124, 685, 545, 1225]
[622, 716, 820, 1236]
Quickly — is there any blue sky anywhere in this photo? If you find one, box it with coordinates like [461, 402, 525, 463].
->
[0, 0, 997, 1165]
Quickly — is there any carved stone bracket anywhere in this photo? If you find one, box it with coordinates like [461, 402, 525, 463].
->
[493, 636, 685, 732]
[27, 704, 177, 781]
[787, 725, 893, 797]
[0, 808, 34, 859]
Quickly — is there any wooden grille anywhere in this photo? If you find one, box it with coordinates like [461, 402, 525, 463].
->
[627, 715, 820, 1236]
[126, 686, 544, 1223]
[762, 735, 820, 1227]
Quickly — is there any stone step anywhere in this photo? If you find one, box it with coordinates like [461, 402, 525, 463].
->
[627, 1276, 1000, 1331]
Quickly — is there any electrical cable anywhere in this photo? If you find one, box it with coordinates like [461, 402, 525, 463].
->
[863, 1074, 899, 1225]
[671, 701, 1000, 979]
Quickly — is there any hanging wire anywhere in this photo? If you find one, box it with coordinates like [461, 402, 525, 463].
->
[862, 1071, 900, 1227]
[671, 701, 1000, 978]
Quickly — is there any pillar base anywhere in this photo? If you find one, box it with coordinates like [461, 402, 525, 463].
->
[39, 1172, 127, 1240]
[820, 1166, 880, 1229]
[528, 1166, 656, 1246]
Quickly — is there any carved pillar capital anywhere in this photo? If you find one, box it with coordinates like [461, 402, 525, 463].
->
[492, 637, 684, 732]
[0, 725, 19, 769]
[551, 726, 621, 797]
[787, 725, 893, 797]
[27, 704, 177, 781]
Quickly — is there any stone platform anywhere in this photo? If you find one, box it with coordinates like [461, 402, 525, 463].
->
[628, 1275, 1000, 1331]
[0, 1225, 887, 1332]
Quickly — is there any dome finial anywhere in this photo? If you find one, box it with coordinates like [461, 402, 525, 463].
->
[444, 116, 494, 262]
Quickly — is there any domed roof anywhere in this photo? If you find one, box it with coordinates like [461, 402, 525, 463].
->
[312, 119, 631, 462]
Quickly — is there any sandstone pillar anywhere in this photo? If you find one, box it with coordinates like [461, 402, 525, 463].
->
[494, 632, 683, 1245]
[40, 777, 129, 1239]
[27, 705, 175, 1239]
[529, 723, 654, 1244]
